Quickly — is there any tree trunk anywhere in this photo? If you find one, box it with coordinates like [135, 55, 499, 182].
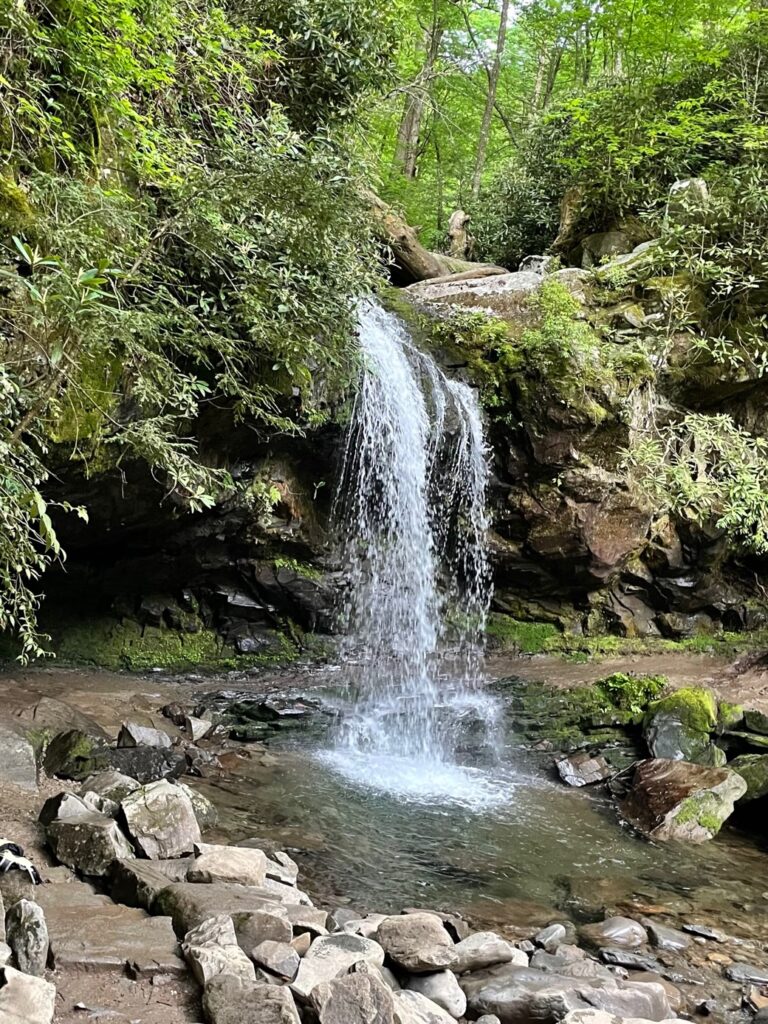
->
[470, 0, 511, 201]
[392, 24, 444, 179]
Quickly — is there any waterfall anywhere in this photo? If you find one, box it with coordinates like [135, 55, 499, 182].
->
[327, 298, 496, 794]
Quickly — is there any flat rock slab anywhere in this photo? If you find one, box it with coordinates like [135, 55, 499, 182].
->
[36, 878, 184, 975]
[154, 881, 286, 935]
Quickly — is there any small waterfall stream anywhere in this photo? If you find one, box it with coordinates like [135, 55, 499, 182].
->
[324, 299, 499, 800]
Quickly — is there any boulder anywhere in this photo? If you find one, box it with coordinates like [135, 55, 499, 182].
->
[392, 990, 456, 1024]
[188, 843, 267, 886]
[744, 709, 768, 735]
[155, 882, 284, 935]
[267, 851, 299, 886]
[643, 921, 689, 953]
[534, 924, 567, 952]
[453, 932, 525, 974]
[81, 791, 118, 817]
[619, 758, 747, 842]
[644, 688, 723, 766]
[182, 914, 256, 986]
[252, 939, 300, 980]
[667, 177, 709, 225]
[725, 963, 768, 985]
[291, 933, 385, 1000]
[47, 811, 134, 875]
[343, 914, 388, 940]
[579, 231, 633, 268]
[108, 857, 190, 910]
[233, 909, 293, 951]
[38, 791, 91, 827]
[563, 1012, 677, 1024]
[106, 745, 186, 783]
[556, 752, 612, 788]
[203, 975, 301, 1024]
[406, 270, 542, 320]
[405, 970, 467, 1018]
[43, 730, 184, 783]
[0, 965, 55, 1024]
[579, 918, 648, 950]
[376, 913, 457, 973]
[0, 725, 37, 791]
[283, 905, 329, 936]
[263, 876, 313, 906]
[460, 964, 673, 1024]
[599, 949, 662, 972]
[5, 899, 48, 976]
[121, 779, 201, 858]
[184, 715, 212, 742]
[312, 970, 395, 1024]
[79, 770, 141, 802]
[730, 754, 768, 801]
[117, 722, 173, 749]
[175, 781, 218, 828]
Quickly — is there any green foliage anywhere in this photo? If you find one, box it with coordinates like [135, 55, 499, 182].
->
[594, 672, 667, 714]
[625, 413, 768, 553]
[0, 0, 393, 658]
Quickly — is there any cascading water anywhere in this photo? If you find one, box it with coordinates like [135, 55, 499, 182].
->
[322, 298, 500, 802]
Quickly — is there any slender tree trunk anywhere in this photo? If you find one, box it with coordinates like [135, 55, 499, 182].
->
[392, 23, 444, 178]
[471, 0, 511, 201]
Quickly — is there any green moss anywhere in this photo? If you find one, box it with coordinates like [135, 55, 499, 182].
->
[646, 686, 717, 734]
[674, 793, 726, 834]
[273, 557, 322, 581]
[10, 615, 301, 673]
[717, 701, 744, 730]
[730, 754, 768, 801]
[0, 172, 33, 230]
[486, 614, 560, 653]
[594, 672, 667, 713]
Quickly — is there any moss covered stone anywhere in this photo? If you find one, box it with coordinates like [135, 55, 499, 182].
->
[644, 687, 724, 765]
[717, 702, 744, 731]
[730, 754, 768, 801]
[485, 614, 560, 654]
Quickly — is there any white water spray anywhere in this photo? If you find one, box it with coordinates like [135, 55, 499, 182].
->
[325, 299, 498, 798]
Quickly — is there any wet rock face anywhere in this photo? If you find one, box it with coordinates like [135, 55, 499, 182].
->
[619, 758, 747, 842]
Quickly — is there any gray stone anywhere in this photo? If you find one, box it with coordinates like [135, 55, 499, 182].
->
[556, 752, 611, 788]
[460, 964, 673, 1024]
[38, 791, 90, 827]
[343, 914, 388, 939]
[454, 932, 525, 974]
[579, 917, 648, 950]
[392, 990, 456, 1024]
[6, 898, 48, 977]
[47, 811, 134, 876]
[109, 857, 190, 910]
[406, 970, 467, 1018]
[0, 725, 37, 791]
[184, 715, 212, 742]
[646, 711, 724, 766]
[118, 722, 173, 749]
[352, 958, 401, 991]
[0, 965, 55, 1023]
[599, 948, 662, 972]
[188, 843, 267, 886]
[267, 850, 299, 886]
[175, 781, 218, 828]
[252, 939, 300, 980]
[643, 921, 690, 952]
[682, 922, 726, 942]
[292, 931, 312, 956]
[563, 1013, 678, 1024]
[667, 177, 709, 225]
[121, 778, 201, 858]
[79, 770, 141, 802]
[328, 907, 361, 932]
[376, 913, 457, 973]
[182, 914, 255, 986]
[291, 933, 385, 1000]
[534, 924, 567, 952]
[233, 908, 292, 951]
[725, 963, 768, 985]
[283, 904, 328, 936]
[80, 791, 119, 817]
[154, 882, 282, 935]
[263, 876, 313, 906]
[476, 1017, 502, 1024]
[0, 941, 11, 965]
[312, 972, 395, 1024]
[580, 231, 633, 268]
[620, 759, 746, 842]
[203, 976, 301, 1024]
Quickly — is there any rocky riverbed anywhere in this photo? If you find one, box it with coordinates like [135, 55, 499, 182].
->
[1, 657, 768, 1023]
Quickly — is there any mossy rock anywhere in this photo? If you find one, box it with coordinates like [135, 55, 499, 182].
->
[485, 614, 561, 654]
[744, 709, 768, 736]
[644, 687, 723, 765]
[730, 754, 768, 802]
[718, 702, 745, 731]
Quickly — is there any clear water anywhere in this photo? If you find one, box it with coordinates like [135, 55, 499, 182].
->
[331, 299, 495, 776]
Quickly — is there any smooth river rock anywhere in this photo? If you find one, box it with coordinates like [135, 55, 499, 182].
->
[376, 913, 457, 973]
[454, 932, 526, 973]
[460, 963, 673, 1024]
[121, 779, 201, 858]
[406, 970, 467, 1018]
[579, 917, 648, 950]
[393, 990, 456, 1024]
